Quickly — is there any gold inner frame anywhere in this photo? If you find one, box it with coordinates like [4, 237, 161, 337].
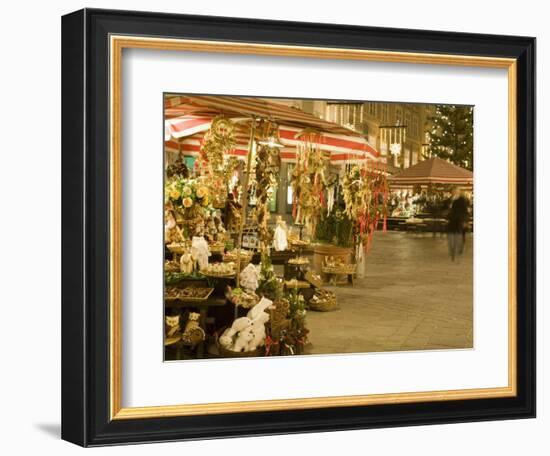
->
[109, 35, 517, 420]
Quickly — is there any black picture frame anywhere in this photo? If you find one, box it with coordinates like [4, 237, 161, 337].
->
[62, 8, 535, 447]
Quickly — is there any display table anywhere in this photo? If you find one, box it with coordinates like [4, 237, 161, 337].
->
[251, 248, 312, 265]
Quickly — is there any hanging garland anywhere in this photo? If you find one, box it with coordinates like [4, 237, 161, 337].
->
[196, 116, 237, 207]
[290, 131, 328, 236]
[342, 164, 388, 251]
[254, 142, 281, 251]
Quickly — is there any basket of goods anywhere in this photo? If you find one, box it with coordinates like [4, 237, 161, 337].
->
[308, 288, 339, 312]
[223, 249, 253, 267]
[304, 270, 323, 289]
[180, 287, 214, 302]
[164, 286, 183, 300]
[180, 312, 206, 346]
[201, 262, 236, 278]
[208, 241, 225, 254]
[217, 297, 273, 357]
[226, 286, 260, 309]
[322, 256, 357, 275]
[164, 286, 214, 302]
[288, 256, 309, 266]
[284, 279, 311, 290]
[167, 242, 189, 255]
[217, 336, 265, 358]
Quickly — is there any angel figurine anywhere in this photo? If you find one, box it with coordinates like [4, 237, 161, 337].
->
[272, 215, 288, 252]
[191, 236, 210, 271]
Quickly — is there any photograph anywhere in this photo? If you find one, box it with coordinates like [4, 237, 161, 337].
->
[56, 5, 536, 447]
[163, 94, 474, 360]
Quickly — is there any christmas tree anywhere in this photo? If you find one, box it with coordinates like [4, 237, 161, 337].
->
[426, 105, 474, 170]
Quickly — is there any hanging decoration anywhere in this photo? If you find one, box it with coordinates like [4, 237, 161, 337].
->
[342, 164, 388, 252]
[290, 130, 329, 236]
[196, 116, 237, 207]
[325, 174, 338, 215]
[253, 121, 282, 252]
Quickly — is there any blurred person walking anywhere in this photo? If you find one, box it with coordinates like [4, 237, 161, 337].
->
[447, 187, 470, 261]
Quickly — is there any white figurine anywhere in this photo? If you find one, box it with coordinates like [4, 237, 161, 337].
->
[219, 328, 234, 349]
[224, 316, 252, 340]
[247, 297, 273, 321]
[233, 327, 255, 352]
[239, 263, 260, 292]
[191, 236, 210, 270]
[220, 309, 270, 352]
[165, 314, 180, 338]
[179, 251, 194, 274]
[247, 326, 266, 351]
[246, 312, 269, 351]
[272, 215, 288, 252]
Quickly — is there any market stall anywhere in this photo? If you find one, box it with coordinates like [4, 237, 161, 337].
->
[388, 156, 473, 188]
[387, 157, 473, 231]
[163, 95, 387, 360]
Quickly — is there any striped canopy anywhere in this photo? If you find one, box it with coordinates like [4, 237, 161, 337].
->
[388, 157, 473, 186]
[164, 95, 379, 163]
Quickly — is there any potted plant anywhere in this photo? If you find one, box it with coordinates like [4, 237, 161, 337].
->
[312, 209, 354, 279]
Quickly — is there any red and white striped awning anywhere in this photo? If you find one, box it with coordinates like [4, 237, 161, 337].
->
[164, 95, 379, 163]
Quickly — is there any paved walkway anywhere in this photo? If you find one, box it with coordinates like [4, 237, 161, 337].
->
[305, 231, 473, 355]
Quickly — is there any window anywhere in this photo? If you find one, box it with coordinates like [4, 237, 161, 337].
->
[268, 185, 278, 212]
[403, 148, 410, 168]
[368, 102, 377, 116]
[348, 104, 355, 124]
[380, 103, 389, 122]
[412, 115, 419, 137]
[286, 164, 295, 213]
[395, 106, 403, 124]
[405, 111, 411, 129]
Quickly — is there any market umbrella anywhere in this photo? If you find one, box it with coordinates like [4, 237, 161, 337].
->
[164, 95, 379, 164]
[388, 157, 473, 186]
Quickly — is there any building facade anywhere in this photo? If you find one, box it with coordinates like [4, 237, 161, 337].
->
[277, 99, 435, 171]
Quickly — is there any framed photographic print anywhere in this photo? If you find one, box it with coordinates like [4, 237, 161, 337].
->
[61, 8, 536, 447]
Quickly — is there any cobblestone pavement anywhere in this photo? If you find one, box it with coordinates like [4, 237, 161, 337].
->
[305, 231, 473, 355]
